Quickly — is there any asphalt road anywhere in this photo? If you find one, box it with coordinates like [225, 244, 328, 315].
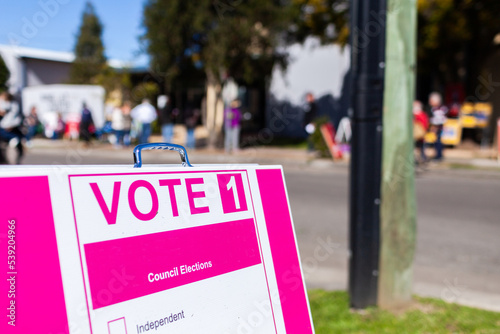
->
[284, 165, 500, 312]
[18, 144, 500, 311]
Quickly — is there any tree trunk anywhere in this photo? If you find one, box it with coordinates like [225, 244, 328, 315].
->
[378, 0, 417, 311]
[206, 72, 217, 147]
[205, 71, 224, 148]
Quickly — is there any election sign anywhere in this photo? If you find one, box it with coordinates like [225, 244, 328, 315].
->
[1, 145, 314, 334]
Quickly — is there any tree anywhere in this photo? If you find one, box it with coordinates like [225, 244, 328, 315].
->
[141, 1, 355, 146]
[142, 0, 294, 85]
[417, 0, 500, 98]
[288, 0, 349, 46]
[290, 1, 500, 101]
[70, 1, 106, 84]
[141, 0, 296, 146]
[0, 53, 9, 91]
[141, 1, 206, 90]
[286, 0, 500, 102]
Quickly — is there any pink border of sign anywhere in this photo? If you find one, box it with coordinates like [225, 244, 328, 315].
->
[0, 176, 69, 334]
[256, 168, 314, 334]
[68, 170, 278, 334]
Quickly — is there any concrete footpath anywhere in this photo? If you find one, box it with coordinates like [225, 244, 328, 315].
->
[23, 137, 500, 173]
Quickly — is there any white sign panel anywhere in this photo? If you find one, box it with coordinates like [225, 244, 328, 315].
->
[1, 163, 313, 334]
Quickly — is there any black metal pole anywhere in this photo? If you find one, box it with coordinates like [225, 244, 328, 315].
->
[348, 0, 386, 308]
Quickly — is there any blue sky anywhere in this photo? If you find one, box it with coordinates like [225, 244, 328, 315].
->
[0, 0, 149, 66]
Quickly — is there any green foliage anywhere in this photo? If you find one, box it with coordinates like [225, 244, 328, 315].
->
[140, 0, 500, 99]
[417, 0, 500, 94]
[288, 0, 500, 98]
[141, 0, 202, 87]
[0, 53, 10, 91]
[70, 1, 106, 84]
[309, 290, 500, 333]
[94, 66, 132, 99]
[206, 0, 293, 85]
[289, 0, 349, 46]
[130, 81, 160, 105]
[141, 0, 297, 88]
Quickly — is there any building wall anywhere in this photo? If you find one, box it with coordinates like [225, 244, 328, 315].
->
[267, 37, 351, 137]
[23, 58, 71, 87]
[0, 45, 74, 94]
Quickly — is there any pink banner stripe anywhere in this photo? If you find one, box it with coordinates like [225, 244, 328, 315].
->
[256, 169, 313, 334]
[0, 176, 69, 333]
[84, 218, 261, 309]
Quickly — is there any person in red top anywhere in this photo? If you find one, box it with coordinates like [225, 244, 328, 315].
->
[413, 100, 429, 162]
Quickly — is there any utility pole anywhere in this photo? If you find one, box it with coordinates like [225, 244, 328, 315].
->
[378, 0, 417, 310]
[349, 0, 386, 308]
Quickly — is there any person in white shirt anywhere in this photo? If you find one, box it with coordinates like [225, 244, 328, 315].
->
[428, 92, 448, 161]
[131, 98, 157, 144]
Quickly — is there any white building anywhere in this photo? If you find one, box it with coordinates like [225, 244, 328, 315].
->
[0, 45, 131, 132]
[0, 44, 129, 94]
[267, 37, 351, 137]
[0, 45, 74, 94]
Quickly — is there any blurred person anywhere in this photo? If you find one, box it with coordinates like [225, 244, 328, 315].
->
[42, 111, 57, 139]
[413, 100, 429, 163]
[184, 103, 200, 150]
[224, 99, 242, 153]
[104, 103, 115, 123]
[158, 95, 176, 143]
[121, 101, 132, 146]
[24, 106, 40, 145]
[79, 102, 94, 145]
[42, 111, 67, 140]
[447, 102, 460, 119]
[131, 98, 157, 144]
[53, 113, 65, 140]
[0, 92, 24, 164]
[428, 92, 448, 161]
[65, 113, 81, 141]
[303, 92, 317, 151]
[111, 104, 124, 147]
[130, 117, 140, 144]
[111, 102, 132, 147]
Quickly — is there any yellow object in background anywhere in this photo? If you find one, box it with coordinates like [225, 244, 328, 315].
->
[424, 131, 436, 144]
[461, 115, 477, 128]
[461, 102, 474, 115]
[460, 102, 492, 129]
[474, 102, 492, 128]
[460, 103, 476, 128]
[424, 119, 462, 146]
[441, 119, 462, 146]
[424, 102, 492, 146]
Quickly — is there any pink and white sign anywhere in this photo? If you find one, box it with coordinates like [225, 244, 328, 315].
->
[0, 166, 313, 334]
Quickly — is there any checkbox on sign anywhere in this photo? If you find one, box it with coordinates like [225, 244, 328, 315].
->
[108, 317, 127, 334]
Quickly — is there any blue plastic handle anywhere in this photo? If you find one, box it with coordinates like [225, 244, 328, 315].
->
[133, 143, 193, 168]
